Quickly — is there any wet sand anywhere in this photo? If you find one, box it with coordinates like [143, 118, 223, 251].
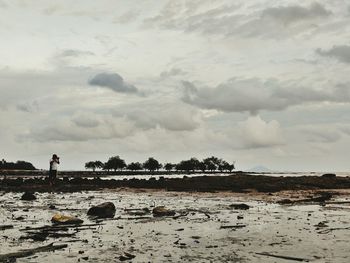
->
[1, 188, 350, 262]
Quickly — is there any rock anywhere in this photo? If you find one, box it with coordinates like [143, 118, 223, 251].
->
[87, 202, 116, 218]
[277, 199, 293, 204]
[311, 192, 333, 202]
[322, 173, 336, 178]
[229, 203, 250, 210]
[51, 213, 83, 225]
[152, 206, 176, 217]
[21, 192, 36, 201]
[49, 204, 56, 209]
[314, 221, 328, 228]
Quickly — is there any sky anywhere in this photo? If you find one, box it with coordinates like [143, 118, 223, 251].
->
[1, 0, 350, 171]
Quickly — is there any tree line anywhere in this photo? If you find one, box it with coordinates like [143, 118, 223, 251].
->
[0, 159, 36, 170]
[85, 156, 235, 173]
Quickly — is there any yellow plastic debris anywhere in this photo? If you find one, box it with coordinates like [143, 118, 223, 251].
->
[51, 213, 83, 225]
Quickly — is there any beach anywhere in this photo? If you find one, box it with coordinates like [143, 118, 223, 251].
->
[1, 173, 350, 262]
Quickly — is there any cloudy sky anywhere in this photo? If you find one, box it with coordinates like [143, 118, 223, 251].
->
[1, 0, 350, 171]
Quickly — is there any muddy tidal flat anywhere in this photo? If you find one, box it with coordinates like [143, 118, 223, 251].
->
[1, 187, 350, 262]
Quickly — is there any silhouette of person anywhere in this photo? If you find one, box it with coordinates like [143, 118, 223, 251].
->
[49, 154, 60, 185]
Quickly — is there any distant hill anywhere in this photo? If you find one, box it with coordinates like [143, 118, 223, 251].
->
[245, 165, 275, 173]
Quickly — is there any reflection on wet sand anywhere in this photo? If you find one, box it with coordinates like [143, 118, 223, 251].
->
[1, 189, 350, 262]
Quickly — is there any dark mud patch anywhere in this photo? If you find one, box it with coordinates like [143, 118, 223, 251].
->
[2, 173, 350, 193]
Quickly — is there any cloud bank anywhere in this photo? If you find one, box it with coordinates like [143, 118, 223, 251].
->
[182, 79, 350, 114]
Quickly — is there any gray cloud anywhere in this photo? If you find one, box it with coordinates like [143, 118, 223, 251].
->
[16, 100, 39, 113]
[27, 115, 134, 142]
[160, 67, 187, 78]
[0, 0, 7, 8]
[261, 3, 331, 25]
[182, 79, 350, 114]
[89, 73, 138, 93]
[316, 45, 350, 63]
[145, 2, 331, 38]
[71, 113, 100, 128]
[299, 125, 342, 143]
[60, 49, 95, 57]
[114, 9, 140, 24]
[112, 100, 202, 132]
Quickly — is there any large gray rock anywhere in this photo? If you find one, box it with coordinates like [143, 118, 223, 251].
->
[87, 202, 116, 218]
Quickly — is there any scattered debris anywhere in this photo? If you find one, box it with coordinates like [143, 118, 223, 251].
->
[51, 214, 84, 225]
[87, 202, 116, 218]
[256, 252, 310, 262]
[220, 225, 246, 230]
[277, 192, 333, 205]
[229, 203, 250, 210]
[124, 207, 150, 216]
[0, 243, 68, 262]
[317, 226, 350, 234]
[0, 225, 13, 231]
[20, 232, 49, 242]
[314, 221, 328, 228]
[152, 206, 176, 217]
[277, 199, 293, 204]
[119, 252, 135, 261]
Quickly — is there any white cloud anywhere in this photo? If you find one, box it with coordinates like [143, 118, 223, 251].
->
[237, 115, 284, 148]
[26, 115, 134, 142]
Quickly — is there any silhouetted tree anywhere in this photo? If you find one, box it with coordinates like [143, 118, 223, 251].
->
[143, 157, 161, 172]
[198, 161, 206, 172]
[104, 156, 126, 171]
[85, 160, 104, 171]
[85, 161, 96, 171]
[219, 161, 235, 172]
[164, 163, 174, 172]
[203, 156, 222, 171]
[127, 162, 143, 171]
[94, 161, 104, 170]
[175, 158, 200, 173]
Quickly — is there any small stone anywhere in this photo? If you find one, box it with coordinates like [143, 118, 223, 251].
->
[152, 206, 175, 217]
[21, 192, 36, 201]
[229, 203, 250, 210]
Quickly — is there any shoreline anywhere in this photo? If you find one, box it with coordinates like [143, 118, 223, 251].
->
[1, 173, 349, 193]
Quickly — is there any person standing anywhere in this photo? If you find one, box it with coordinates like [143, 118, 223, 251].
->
[49, 154, 60, 185]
